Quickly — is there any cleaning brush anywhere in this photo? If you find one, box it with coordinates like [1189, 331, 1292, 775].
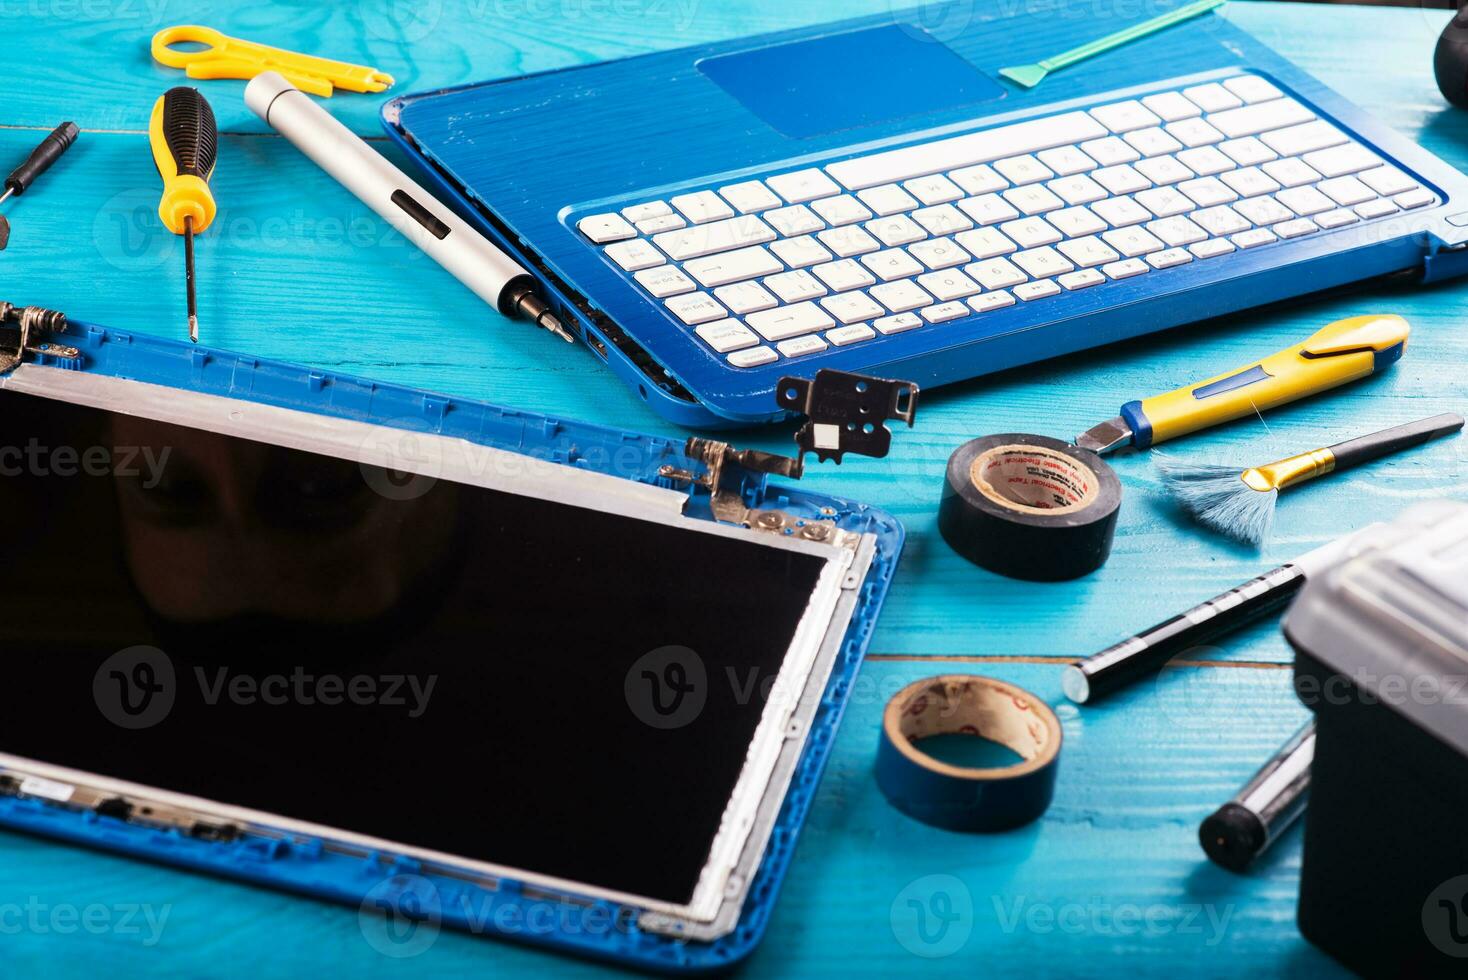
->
[1157, 413, 1465, 545]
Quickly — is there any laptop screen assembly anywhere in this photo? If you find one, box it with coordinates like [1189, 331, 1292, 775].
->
[0, 365, 875, 941]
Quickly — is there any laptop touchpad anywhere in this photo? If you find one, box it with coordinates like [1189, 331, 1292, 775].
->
[698, 24, 1005, 140]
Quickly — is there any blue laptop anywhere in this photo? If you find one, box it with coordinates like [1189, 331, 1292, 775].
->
[382, 1, 1468, 427]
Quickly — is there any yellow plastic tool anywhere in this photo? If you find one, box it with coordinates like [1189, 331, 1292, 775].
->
[152, 25, 394, 97]
[1140, 315, 1411, 445]
[150, 86, 218, 342]
[1076, 315, 1411, 452]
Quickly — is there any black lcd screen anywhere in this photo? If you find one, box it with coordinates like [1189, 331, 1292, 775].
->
[0, 384, 829, 906]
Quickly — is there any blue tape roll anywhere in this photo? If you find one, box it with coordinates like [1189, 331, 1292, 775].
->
[876, 675, 1063, 832]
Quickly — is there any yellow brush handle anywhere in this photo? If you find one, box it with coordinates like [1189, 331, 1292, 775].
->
[1124, 315, 1411, 447]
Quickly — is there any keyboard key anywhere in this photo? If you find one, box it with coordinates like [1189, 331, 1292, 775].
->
[968, 257, 1028, 289]
[727, 346, 777, 368]
[1103, 226, 1166, 257]
[1210, 97, 1314, 139]
[777, 335, 829, 358]
[1166, 118, 1224, 148]
[1262, 157, 1322, 188]
[810, 195, 874, 226]
[1143, 91, 1202, 122]
[909, 237, 972, 270]
[720, 180, 782, 214]
[994, 154, 1055, 185]
[812, 258, 876, 292]
[1038, 145, 1098, 175]
[605, 239, 665, 271]
[949, 164, 1009, 195]
[862, 248, 925, 281]
[1275, 186, 1335, 216]
[819, 226, 881, 257]
[714, 281, 778, 314]
[1176, 145, 1235, 177]
[956, 226, 1018, 259]
[1315, 208, 1360, 229]
[765, 270, 827, 303]
[1091, 100, 1161, 133]
[958, 193, 1021, 225]
[1317, 176, 1376, 207]
[1049, 174, 1109, 205]
[870, 279, 935, 313]
[1080, 136, 1141, 166]
[858, 183, 921, 216]
[1059, 268, 1106, 290]
[1192, 205, 1251, 237]
[1135, 187, 1194, 218]
[821, 290, 885, 324]
[1102, 258, 1150, 279]
[696, 318, 758, 353]
[1135, 156, 1194, 186]
[1148, 215, 1208, 247]
[828, 324, 877, 346]
[1273, 218, 1318, 239]
[654, 215, 775, 260]
[747, 302, 834, 341]
[672, 190, 735, 224]
[912, 204, 974, 236]
[1092, 197, 1151, 227]
[1093, 165, 1151, 195]
[1014, 279, 1062, 301]
[771, 235, 834, 268]
[918, 269, 982, 301]
[1359, 167, 1418, 197]
[578, 212, 636, 243]
[623, 201, 671, 222]
[636, 265, 696, 298]
[969, 291, 1016, 313]
[1303, 144, 1379, 178]
[1262, 120, 1347, 157]
[1356, 199, 1400, 219]
[1049, 206, 1107, 238]
[1189, 238, 1236, 259]
[1232, 227, 1278, 248]
[827, 111, 1106, 190]
[1234, 196, 1294, 226]
[1002, 184, 1065, 215]
[904, 174, 966, 204]
[637, 214, 685, 235]
[684, 245, 782, 286]
[1396, 189, 1436, 210]
[1057, 236, 1121, 268]
[1177, 177, 1237, 208]
[1220, 167, 1281, 198]
[866, 214, 928, 247]
[1000, 216, 1062, 248]
[1224, 75, 1284, 104]
[765, 205, 825, 237]
[874, 312, 924, 334]
[1013, 246, 1075, 279]
[665, 292, 727, 325]
[768, 169, 840, 204]
[1125, 127, 1184, 157]
[1219, 137, 1277, 167]
[1146, 247, 1193, 269]
[921, 301, 971, 323]
[1182, 83, 1242, 113]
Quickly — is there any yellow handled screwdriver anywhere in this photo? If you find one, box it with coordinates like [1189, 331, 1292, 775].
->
[150, 86, 218, 342]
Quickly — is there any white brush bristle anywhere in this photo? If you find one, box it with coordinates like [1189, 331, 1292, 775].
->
[1155, 455, 1277, 546]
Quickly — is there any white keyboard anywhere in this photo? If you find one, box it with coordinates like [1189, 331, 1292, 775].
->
[574, 74, 1437, 369]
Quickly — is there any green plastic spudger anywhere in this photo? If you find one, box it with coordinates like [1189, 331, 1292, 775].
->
[999, 0, 1227, 90]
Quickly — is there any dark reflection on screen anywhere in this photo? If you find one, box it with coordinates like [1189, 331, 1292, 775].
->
[0, 387, 827, 905]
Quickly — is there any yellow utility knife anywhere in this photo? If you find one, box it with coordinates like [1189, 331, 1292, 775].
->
[1075, 315, 1411, 453]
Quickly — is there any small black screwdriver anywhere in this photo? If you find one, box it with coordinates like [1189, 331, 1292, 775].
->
[0, 122, 80, 251]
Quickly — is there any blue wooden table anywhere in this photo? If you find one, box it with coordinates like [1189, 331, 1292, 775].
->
[3, 1, 1465, 975]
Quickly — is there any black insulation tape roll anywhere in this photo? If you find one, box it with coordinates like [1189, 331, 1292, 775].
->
[938, 434, 1123, 582]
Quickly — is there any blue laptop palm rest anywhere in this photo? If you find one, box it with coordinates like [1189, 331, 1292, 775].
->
[381, 1, 1468, 427]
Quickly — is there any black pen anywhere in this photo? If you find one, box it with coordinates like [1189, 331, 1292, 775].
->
[1200, 721, 1315, 872]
